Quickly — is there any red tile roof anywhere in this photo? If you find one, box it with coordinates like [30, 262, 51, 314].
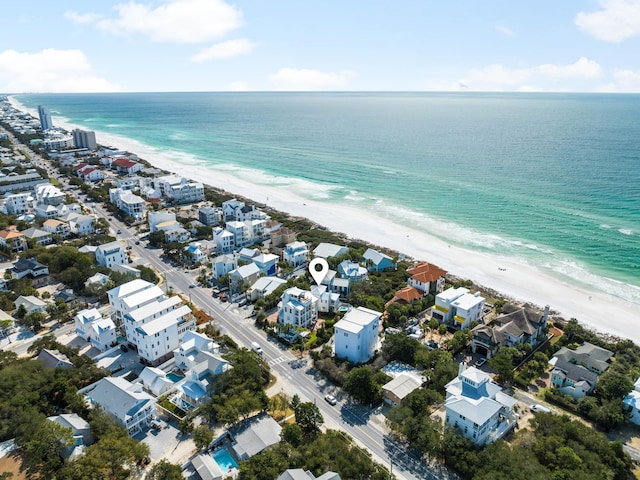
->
[393, 286, 423, 303]
[407, 262, 447, 283]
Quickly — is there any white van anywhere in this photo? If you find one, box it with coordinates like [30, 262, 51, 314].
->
[251, 342, 263, 355]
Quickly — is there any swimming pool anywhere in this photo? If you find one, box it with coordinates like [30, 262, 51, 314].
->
[212, 447, 238, 472]
[167, 372, 184, 383]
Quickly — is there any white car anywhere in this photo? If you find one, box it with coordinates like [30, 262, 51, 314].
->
[530, 404, 551, 413]
[324, 394, 337, 405]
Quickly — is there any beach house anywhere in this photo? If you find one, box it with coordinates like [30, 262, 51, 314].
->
[278, 287, 318, 329]
[282, 241, 309, 267]
[85, 377, 156, 435]
[362, 248, 396, 272]
[109, 188, 147, 222]
[312, 242, 349, 259]
[334, 307, 381, 364]
[624, 378, 640, 426]
[548, 342, 613, 399]
[445, 363, 518, 445]
[471, 305, 549, 358]
[432, 287, 485, 330]
[74, 308, 116, 352]
[406, 262, 447, 295]
[95, 241, 127, 268]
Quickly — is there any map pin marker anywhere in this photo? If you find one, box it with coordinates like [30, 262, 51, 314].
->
[309, 258, 329, 286]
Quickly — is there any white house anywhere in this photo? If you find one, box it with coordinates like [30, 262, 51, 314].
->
[222, 198, 245, 219]
[34, 183, 65, 205]
[74, 308, 116, 351]
[445, 363, 518, 445]
[131, 305, 195, 365]
[282, 241, 309, 267]
[212, 253, 237, 280]
[154, 174, 204, 204]
[68, 214, 96, 236]
[4, 192, 32, 215]
[198, 206, 222, 226]
[109, 188, 147, 222]
[108, 279, 161, 321]
[15, 294, 47, 314]
[86, 377, 155, 435]
[122, 295, 182, 342]
[184, 243, 207, 266]
[95, 241, 127, 268]
[248, 276, 287, 302]
[213, 227, 234, 254]
[310, 285, 340, 313]
[432, 287, 485, 330]
[278, 287, 318, 329]
[139, 367, 174, 397]
[337, 260, 368, 282]
[173, 330, 221, 371]
[312, 243, 349, 259]
[229, 263, 262, 294]
[47, 413, 92, 458]
[42, 219, 71, 238]
[148, 211, 176, 232]
[406, 262, 447, 295]
[226, 221, 248, 248]
[334, 307, 381, 364]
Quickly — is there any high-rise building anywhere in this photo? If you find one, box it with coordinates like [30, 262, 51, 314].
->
[38, 105, 53, 131]
[72, 129, 97, 150]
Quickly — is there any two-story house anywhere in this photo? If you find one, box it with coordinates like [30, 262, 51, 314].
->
[432, 287, 485, 330]
[334, 307, 381, 364]
[95, 241, 127, 268]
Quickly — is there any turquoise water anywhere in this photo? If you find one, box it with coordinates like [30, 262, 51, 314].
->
[212, 446, 238, 471]
[166, 372, 184, 383]
[12, 93, 640, 304]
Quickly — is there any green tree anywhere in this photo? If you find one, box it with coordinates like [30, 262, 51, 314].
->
[147, 459, 184, 480]
[24, 420, 74, 476]
[488, 347, 519, 384]
[343, 366, 382, 405]
[294, 402, 324, 435]
[192, 425, 213, 450]
[281, 423, 303, 447]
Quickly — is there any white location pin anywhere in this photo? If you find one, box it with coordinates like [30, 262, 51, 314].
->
[309, 258, 329, 285]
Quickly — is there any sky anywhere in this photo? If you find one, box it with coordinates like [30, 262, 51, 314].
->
[1, 0, 640, 93]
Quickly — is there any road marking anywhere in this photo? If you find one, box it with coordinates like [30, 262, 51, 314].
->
[268, 356, 287, 366]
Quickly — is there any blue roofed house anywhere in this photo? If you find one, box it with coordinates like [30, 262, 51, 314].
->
[251, 253, 279, 276]
[282, 241, 309, 267]
[184, 242, 208, 267]
[337, 260, 368, 283]
[445, 363, 518, 445]
[362, 248, 395, 272]
[624, 377, 640, 425]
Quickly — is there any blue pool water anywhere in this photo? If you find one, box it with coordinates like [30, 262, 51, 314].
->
[212, 447, 238, 472]
[167, 372, 184, 383]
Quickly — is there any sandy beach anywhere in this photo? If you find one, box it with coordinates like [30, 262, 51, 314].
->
[11, 97, 639, 343]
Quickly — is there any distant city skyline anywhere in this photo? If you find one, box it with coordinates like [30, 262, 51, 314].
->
[1, 0, 639, 93]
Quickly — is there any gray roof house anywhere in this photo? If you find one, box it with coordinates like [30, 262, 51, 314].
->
[87, 377, 156, 435]
[229, 413, 282, 461]
[550, 358, 599, 400]
[552, 342, 613, 375]
[37, 349, 74, 369]
[278, 470, 342, 480]
[47, 413, 92, 458]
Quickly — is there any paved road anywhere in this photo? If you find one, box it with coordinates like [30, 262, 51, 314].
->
[16, 151, 458, 480]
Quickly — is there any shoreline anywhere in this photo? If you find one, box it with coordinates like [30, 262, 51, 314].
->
[9, 97, 639, 343]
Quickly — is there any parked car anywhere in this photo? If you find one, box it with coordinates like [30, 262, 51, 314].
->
[474, 357, 487, 368]
[324, 394, 337, 405]
[119, 344, 128, 352]
[219, 293, 228, 302]
[530, 404, 551, 413]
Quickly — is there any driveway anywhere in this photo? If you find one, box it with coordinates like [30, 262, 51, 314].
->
[135, 421, 195, 464]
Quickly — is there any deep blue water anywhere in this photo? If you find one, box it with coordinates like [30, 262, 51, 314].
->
[13, 92, 640, 303]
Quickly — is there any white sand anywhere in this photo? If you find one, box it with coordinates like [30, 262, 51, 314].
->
[10, 97, 639, 343]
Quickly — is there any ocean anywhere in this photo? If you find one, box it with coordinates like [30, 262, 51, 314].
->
[12, 92, 640, 306]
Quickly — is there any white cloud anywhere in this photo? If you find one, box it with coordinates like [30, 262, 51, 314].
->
[228, 81, 250, 91]
[96, 0, 243, 43]
[575, 0, 640, 42]
[496, 25, 515, 36]
[64, 11, 101, 24]
[191, 38, 257, 62]
[426, 57, 603, 92]
[268, 68, 356, 91]
[598, 68, 640, 91]
[0, 49, 120, 93]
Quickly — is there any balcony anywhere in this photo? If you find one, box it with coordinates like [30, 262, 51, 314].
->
[434, 304, 449, 313]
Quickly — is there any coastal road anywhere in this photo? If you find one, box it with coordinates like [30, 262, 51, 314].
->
[34, 157, 454, 479]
